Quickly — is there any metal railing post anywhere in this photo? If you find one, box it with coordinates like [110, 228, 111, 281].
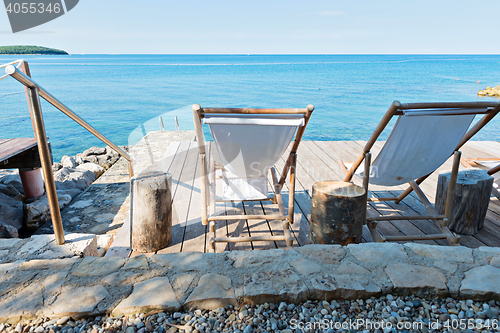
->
[27, 86, 65, 245]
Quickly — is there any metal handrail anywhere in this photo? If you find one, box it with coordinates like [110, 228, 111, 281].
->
[0, 59, 23, 81]
[4, 63, 135, 245]
[5, 65, 132, 166]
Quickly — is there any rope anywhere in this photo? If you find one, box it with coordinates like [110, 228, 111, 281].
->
[0, 116, 30, 127]
[0, 91, 24, 98]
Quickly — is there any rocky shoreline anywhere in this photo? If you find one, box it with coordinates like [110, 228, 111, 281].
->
[478, 85, 500, 98]
[0, 146, 124, 239]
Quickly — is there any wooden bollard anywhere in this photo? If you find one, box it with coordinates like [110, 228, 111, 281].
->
[131, 172, 172, 252]
[435, 169, 493, 235]
[310, 181, 366, 245]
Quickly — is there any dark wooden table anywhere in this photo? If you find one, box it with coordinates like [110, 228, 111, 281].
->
[0, 138, 43, 170]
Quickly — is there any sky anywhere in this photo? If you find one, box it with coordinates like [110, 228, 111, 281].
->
[0, 0, 499, 54]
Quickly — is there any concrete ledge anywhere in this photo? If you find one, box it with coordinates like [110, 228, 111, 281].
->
[0, 243, 499, 323]
[1, 233, 97, 264]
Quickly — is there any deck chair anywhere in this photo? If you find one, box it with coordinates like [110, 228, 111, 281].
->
[342, 101, 500, 245]
[193, 104, 314, 251]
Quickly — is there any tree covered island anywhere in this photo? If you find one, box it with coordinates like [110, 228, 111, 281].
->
[0, 45, 68, 55]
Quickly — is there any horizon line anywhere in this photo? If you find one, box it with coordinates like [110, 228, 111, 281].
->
[5, 53, 499, 56]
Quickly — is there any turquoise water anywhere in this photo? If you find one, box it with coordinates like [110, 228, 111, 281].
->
[1, 54, 499, 160]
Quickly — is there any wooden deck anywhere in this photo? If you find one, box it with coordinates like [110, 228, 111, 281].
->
[124, 140, 500, 257]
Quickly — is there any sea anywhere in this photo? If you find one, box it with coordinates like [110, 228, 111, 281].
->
[0, 54, 499, 161]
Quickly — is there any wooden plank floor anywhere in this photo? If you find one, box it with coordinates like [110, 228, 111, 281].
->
[128, 140, 500, 256]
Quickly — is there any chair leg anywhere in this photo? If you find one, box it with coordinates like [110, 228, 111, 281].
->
[200, 153, 208, 226]
[362, 153, 371, 192]
[409, 180, 460, 246]
[338, 159, 349, 178]
[395, 175, 429, 204]
[367, 221, 385, 242]
[288, 153, 297, 225]
[209, 158, 217, 252]
[444, 151, 461, 225]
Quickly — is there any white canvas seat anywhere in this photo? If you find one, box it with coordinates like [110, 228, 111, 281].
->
[367, 112, 474, 186]
[205, 114, 304, 200]
[193, 104, 314, 252]
[343, 101, 500, 245]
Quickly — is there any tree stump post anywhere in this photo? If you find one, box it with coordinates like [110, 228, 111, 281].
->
[310, 181, 366, 245]
[435, 169, 493, 235]
[131, 172, 172, 252]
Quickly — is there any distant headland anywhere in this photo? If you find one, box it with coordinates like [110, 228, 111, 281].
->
[0, 45, 68, 55]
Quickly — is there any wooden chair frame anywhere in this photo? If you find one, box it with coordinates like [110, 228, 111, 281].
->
[343, 101, 500, 245]
[192, 104, 314, 252]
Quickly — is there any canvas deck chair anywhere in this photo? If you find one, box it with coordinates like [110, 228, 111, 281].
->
[342, 101, 500, 245]
[193, 104, 314, 251]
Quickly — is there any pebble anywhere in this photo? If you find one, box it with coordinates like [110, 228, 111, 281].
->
[439, 314, 450, 322]
[278, 302, 287, 312]
[5, 296, 499, 333]
[239, 309, 249, 319]
[57, 317, 71, 326]
[485, 308, 499, 318]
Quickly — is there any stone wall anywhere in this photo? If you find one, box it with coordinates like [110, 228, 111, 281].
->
[0, 242, 499, 323]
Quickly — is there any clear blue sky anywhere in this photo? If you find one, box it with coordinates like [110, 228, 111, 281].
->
[1, 0, 498, 54]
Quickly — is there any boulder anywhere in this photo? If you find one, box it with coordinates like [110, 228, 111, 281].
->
[96, 155, 111, 167]
[106, 146, 120, 156]
[478, 85, 500, 97]
[52, 162, 63, 172]
[0, 174, 23, 194]
[61, 155, 78, 168]
[54, 167, 96, 193]
[0, 192, 23, 231]
[0, 183, 21, 198]
[74, 155, 85, 165]
[0, 224, 19, 238]
[24, 191, 72, 230]
[82, 147, 106, 157]
[76, 163, 105, 178]
[81, 155, 99, 164]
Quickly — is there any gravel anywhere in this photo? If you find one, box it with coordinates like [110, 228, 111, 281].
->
[1, 296, 499, 333]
